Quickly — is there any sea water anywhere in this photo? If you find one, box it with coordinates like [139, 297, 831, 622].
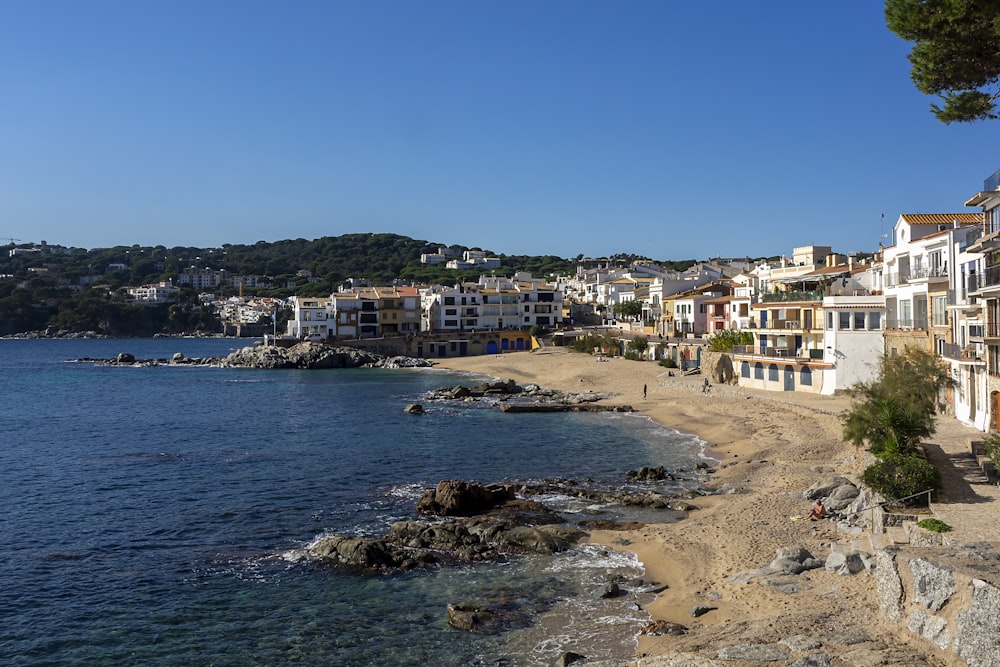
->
[0, 338, 709, 666]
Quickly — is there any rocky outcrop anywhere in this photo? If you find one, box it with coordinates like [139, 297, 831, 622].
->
[305, 481, 587, 571]
[415, 480, 516, 516]
[730, 546, 827, 588]
[221, 342, 385, 369]
[77, 342, 433, 370]
[803, 475, 861, 511]
[874, 543, 1000, 666]
[429, 379, 612, 406]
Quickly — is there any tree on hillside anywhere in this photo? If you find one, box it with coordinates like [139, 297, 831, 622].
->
[885, 0, 1000, 123]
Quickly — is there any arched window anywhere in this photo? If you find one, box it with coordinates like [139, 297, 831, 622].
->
[741, 361, 750, 378]
[754, 362, 764, 379]
[800, 366, 812, 386]
[768, 364, 779, 381]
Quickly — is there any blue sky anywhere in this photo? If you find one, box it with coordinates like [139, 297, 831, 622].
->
[1, 1, 996, 261]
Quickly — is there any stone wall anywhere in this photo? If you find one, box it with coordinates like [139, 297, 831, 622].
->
[875, 543, 1000, 666]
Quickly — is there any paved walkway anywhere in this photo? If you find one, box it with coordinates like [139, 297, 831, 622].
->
[923, 417, 1000, 544]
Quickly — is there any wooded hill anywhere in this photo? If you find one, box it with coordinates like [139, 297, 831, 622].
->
[0, 233, 696, 336]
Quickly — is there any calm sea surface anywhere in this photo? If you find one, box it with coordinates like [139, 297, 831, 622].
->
[1, 338, 709, 666]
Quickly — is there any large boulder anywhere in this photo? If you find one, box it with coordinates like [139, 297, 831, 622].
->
[416, 480, 515, 516]
[306, 535, 403, 569]
[803, 476, 855, 500]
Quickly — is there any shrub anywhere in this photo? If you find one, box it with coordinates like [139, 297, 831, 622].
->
[658, 356, 678, 369]
[916, 518, 952, 533]
[985, 432, 1000, 463]
[860, 451, 940, 507]
[707, 329, 754, 351]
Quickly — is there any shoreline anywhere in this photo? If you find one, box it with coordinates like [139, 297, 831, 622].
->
[431, 348, 961, 664]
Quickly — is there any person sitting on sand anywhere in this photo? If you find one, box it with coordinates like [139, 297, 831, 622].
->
[803, 498, 826, 521]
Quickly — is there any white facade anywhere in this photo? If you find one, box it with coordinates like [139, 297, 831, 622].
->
[821, 295, 886, 395]
[127, 282, 180, 304]
[286, 296, 333, 339]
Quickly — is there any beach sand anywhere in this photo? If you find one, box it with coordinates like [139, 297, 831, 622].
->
[433, 347, 963, 666]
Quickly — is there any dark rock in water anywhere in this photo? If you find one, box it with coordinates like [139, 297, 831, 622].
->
[626, 465, 675, 481]
[403, 403, 424, 414]
[593, 582, 622, 599]
[307, 535, 403, 569]
[416, 480, 515, 516]
[447, 602, 499, 632]
[116, 352, 136, 363]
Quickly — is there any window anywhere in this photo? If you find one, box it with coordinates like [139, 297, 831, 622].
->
[754, 362, 764, 379]
[869, 312, 882, 330]
[933, 296, 947, 326]
[853, 311, 866, 330]
[839, 311, 851, 329]
[900, 299, 912, 327]
[741, 361, 750, 378]
[826, 312, 834, 329]
[800, 366, 812, 386]
[768, 364, 779, 381]
[444, 319, 457, 327]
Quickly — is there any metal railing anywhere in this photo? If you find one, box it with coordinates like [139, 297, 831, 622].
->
[846, 488, 934, 516]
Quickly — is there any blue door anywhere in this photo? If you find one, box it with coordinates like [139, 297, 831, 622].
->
[486, 341, 499, 354]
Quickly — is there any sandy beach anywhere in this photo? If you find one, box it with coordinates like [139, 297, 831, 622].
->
[433, 347, 970, 666]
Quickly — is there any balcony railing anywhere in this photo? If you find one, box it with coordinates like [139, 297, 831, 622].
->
[940, 342, 983, 361]
[761, 290, 823, 303]
[885, 268, 948, 287]
[753, 318, 817, 331]
[732, 345, 825, 361]
[970, 264, 1000, 292]
[884, 317, 929, 330]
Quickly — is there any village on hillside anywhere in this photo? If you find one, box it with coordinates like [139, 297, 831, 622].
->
[271, 167, 999, 437]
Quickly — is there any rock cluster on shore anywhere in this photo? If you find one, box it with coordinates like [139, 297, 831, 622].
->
[72, 341, 432, 370]
[428, 378, 631, 413]
[305, 480, 589, 570]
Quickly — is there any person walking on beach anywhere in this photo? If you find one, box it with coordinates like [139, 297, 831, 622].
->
[702, 378, 710, 394]
[643, 383, 647, 400]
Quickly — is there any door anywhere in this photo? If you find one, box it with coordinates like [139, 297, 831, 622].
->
[783, 365, 795, 391]
[969, 372, 977, 423]
[993, 391, 1000, 431]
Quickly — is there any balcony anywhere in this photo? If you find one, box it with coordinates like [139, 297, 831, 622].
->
[732, 345, 825, 361]
[754, 319, 817, 331]
[761, 290, 823, 303]
[970, 264, 1000, 294]
[940, 342, 983, 362]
